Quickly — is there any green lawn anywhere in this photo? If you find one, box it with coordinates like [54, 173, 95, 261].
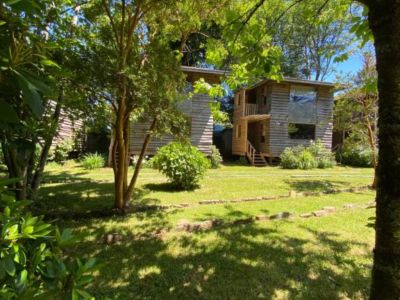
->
[40, 162, 375, 299]
[41, 161, 373, 212]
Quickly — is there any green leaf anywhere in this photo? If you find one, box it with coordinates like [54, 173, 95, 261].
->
[16, 269, 28, 291]
[3, 256, 16, 276]
[0, 100, 18, 123]
[16, 74, 44, 117]
[0, 21, 6, 26]
[40, 59, 60, 69]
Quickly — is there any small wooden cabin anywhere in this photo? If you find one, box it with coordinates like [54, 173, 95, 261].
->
[129, 66, 225, 156]
[232, 78, 334, 166]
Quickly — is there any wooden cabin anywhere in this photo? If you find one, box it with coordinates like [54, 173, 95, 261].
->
[129, 66, 225, 156]
[232, 78, 334, 166]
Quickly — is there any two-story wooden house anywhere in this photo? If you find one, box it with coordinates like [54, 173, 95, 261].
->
[129, 66, 225, 156]
[232, 78, 334, 166]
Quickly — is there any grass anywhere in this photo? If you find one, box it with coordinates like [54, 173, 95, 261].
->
[40, 161, 374, 213]
[38, 161, 376, 299]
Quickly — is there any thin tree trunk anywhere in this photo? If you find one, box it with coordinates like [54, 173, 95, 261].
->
[366, 120, 377, 189]
[366, 1, 400, 298]
[124, 117, 157, 206]
[30, 93, 63, 198]
[107, 129, 115, 167]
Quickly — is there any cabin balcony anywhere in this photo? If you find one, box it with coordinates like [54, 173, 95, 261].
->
[243, 103, 270, 121]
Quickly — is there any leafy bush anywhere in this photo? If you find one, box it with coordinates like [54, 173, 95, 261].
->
[49, 138, 74, 163]
[81, 152, 105, 170]
[236, 156, 249, 166]
[297, 149, 318, 169]
[280, 140, 335, 169]
[152, 142, 210, 190]
[0, 178, 96, 298]
[337, 143, 374, 167]
[131, 155, 154, 169]
[209, 145, 223, 168]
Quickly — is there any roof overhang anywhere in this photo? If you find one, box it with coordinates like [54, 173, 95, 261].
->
[247, 77, 335, 91]
[181, 66, 228, 84]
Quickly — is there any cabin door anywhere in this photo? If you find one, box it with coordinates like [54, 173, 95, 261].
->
[247, 121, 262, 152]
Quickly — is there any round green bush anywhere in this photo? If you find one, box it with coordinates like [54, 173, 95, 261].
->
[81, 152, 105, 170]
[280, 140, 335, 169]
[209, 145, 223, 168]
[280, 148, 300, 169]
[152, 142, 210, 190]
[338, 145, 373, 167]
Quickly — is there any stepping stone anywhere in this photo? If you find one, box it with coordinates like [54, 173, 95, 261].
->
[176, 219, 191, 231]
[103, 233, 124, 245]
[343, 204, 355, 209]
[300, 213, 313, 218]
[233, 217, 254, 225]
[255, 214, 269, 221]
[322, 206, 336, 212]
[270, 212, 293, 220]
[312, 210, 328, 217]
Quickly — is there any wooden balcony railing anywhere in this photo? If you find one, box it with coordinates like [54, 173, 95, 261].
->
[245, 103, 258, 116]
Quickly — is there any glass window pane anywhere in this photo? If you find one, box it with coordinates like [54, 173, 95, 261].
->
[288, 86, 317, 124]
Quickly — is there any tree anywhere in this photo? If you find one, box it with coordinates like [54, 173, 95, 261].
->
[0, 1, 91, 200]
[355, 1, 400, 298]
[83, 0, 228, 210]
[334, 52, 378, 187]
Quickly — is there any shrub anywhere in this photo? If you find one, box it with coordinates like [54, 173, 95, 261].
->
[237, 156, 249, 166]
[152, 142, 210, 190]
[209, 145, 223, 168]
[337, 143, 374, 167]
[0, 178, 96, 298]
[297, 149, 318, 169]
[280, 140, 335, 169]
[81, 152, 105, 170]
[49, 139, 74, 163]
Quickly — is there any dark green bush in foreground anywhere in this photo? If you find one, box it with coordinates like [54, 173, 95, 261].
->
[152, 142, 210, 190]
[280, 140, 335, 169]
[0, 178, 96, 299]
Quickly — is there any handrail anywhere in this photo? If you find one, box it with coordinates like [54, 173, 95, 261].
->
[247, 140, 256, 165]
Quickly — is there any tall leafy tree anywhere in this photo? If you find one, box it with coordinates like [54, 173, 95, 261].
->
[82, 0, 228, 210]
[334, 52, 378, 187]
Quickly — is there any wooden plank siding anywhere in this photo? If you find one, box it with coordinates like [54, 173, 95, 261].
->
[129, 93, 213, 156]
[233, 79, 334, 158]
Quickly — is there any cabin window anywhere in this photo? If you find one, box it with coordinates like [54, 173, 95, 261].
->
[288, 123, 315, 140]
[288, 86, 317, 124]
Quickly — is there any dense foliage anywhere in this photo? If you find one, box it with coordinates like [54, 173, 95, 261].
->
[152, 142, 210, 190]
[209, 145, 223, 168]
[336, 142, 374, 167]
[0, 179, 95, 299]
[49, 139, 74, 164]
[81, 153, 105, 170]
[280, 140, 335, 169]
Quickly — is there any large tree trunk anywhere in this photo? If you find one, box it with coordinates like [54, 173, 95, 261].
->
[366, 1, 400, 298]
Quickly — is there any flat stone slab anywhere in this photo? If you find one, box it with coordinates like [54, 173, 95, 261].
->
[300, 213, 313, 218]
[322, 206, 336, 212]
[255, 214, 269, 221]
[312, 210, 329, 217]
[270, 212, 293, 220]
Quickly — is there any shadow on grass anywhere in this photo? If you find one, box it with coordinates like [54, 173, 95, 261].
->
[38, 179, 161, 218]
[144, 182, 200, 192]
[285, 179, 350, 193]
[71, 213, 371, 299]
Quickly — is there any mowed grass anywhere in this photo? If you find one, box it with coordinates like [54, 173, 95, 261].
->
[39, 161, 376, 299]
[69, 191, 375, 299]
[40, 161, 374, 213]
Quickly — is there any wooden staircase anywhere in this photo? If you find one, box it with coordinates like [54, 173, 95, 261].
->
[246, 140, 268, 167]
